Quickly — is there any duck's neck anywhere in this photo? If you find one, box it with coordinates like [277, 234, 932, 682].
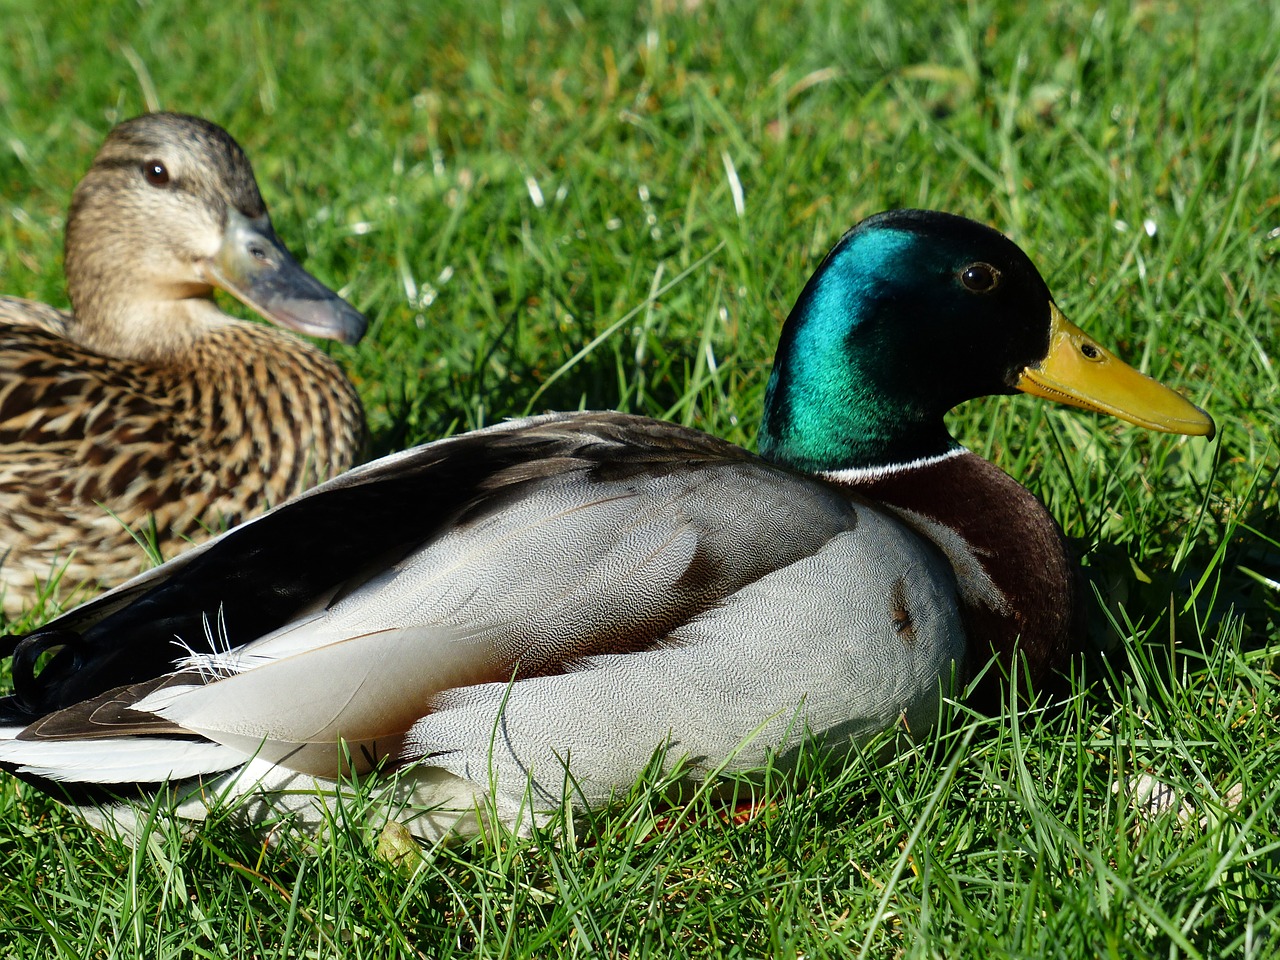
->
[69, 292, 233, 362]
[64, 212, 227, 361]
[756, 300, 959, 472]
[823, 450, 1082, 708]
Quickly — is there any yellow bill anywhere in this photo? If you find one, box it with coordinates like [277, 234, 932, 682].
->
[1017, 305, 1215, 439]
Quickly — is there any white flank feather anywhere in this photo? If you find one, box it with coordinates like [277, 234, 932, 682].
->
[137, 623, 502, 777]
[0, 736, 242, 783]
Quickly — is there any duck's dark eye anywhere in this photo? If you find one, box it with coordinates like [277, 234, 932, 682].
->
[142, 161, 170, 187]
[960, 263, 999, 293]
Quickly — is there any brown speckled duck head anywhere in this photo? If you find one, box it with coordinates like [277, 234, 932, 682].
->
[63, 112, 366, 361]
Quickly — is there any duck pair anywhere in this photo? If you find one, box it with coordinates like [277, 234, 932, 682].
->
[0, 115, 1214, 840]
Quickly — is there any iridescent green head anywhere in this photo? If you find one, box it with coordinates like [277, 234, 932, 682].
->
[758, 210, 1213, 473]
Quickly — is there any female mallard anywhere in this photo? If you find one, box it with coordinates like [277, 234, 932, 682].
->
[0, 210, 1212, 839]
[0, 113, 366, 617]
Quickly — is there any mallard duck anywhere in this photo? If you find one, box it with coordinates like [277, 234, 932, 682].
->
[0, 113, 366, 616]
[0, 210, 1213, 840]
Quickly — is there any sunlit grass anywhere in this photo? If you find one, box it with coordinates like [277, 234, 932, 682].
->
[1, 0, 1277, 955]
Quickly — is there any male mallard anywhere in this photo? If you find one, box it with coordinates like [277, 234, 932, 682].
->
[0, 113, 366, 616]
[0, 210, 1213, 840]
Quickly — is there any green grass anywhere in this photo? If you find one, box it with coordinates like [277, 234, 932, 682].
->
[1, 0, 1278, 955]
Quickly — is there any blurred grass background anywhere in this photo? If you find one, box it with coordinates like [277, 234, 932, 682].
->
[1, 0, 1277, 956]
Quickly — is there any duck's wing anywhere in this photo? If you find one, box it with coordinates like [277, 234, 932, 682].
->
[4, 412, 850, 708]
[2, 412, 964, 798]
[407, 511, 964, 807]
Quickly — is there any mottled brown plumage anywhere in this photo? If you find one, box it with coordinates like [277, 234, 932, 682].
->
[0, 113, 366, 615]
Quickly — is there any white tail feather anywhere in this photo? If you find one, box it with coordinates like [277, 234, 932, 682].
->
[0, 736, 242, 783]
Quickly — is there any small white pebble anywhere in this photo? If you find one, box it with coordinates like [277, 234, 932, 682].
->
[1115, 773, 1193, 821]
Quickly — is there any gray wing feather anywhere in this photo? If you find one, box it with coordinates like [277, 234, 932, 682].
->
[406, 504, 964, 808]
[140, 457, 878, 777]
